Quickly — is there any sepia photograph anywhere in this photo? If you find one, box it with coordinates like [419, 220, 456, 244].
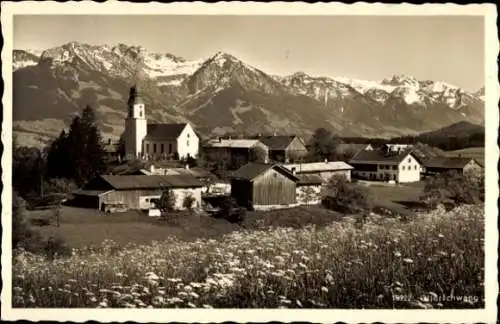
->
[1, 1, 498, 323]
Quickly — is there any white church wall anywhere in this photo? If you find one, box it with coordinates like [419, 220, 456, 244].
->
[177, 123, 199, 159]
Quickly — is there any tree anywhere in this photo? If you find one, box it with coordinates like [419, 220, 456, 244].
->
[322, 175, 373, 214]
[182, 194, 196, 212]
[46, 105, 106, 186]
[158, 188, 176, 213]
[307, 128, 341, 162]
[13, 143, 45, 199]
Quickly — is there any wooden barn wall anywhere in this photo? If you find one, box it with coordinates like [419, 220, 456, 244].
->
[101, 189, 162, 210]
[252, 168, 296, 206]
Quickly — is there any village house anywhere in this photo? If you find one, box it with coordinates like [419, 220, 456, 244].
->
[201, 138, 269, 165]
[282, 160, 354, 183]
[422, 157, 483, 176]
[124, 84, 199, 160]
[73, 174, 203, 211]
[230, 162, 298, 210]
[348, 150, 422, 183]
[259, 135, 308, 163]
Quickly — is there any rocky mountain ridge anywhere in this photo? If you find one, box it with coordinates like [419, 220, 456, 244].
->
[13, 42, 484, 148]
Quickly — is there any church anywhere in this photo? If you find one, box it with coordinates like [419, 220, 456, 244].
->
[124, 85, 199, 161]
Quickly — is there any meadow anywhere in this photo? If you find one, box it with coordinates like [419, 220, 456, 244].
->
[13, 203, 484, 309]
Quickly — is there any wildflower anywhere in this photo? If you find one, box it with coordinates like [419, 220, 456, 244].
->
[203, 304, 213, 309]
[321, 286, 329, 293]
[394, 251, 402, 257]
[403, 258, 414, 264]
[189, 292, 200, 299]
[187, 302, 197, 308]
[144, 272, 160, 281]
[296, 299, 303, 308]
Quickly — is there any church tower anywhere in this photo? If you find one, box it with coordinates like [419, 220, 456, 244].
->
[124, 83, 148, 160]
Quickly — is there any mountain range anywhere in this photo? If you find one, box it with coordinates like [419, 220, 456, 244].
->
[12, 42, 485, 148]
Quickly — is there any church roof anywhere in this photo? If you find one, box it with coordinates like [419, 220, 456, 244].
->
[145, 123, 187, 140]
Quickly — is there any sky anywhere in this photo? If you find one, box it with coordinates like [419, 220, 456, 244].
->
[14, 15, 485, 91]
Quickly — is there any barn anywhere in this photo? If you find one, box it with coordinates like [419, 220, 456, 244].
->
[73, 174, 203, 211]
[423, 157, 483, 176]
[230, 163, 299, 210]
[283, 161, 354, 183]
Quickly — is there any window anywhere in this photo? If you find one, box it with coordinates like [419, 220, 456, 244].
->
[169, 144, 172, 153]
[408, 158, 411, 163]
[187, 133, 190, 138]
[402, 166, 405, 171]
[139, 109, 143, 118]
[392, 165, 397, 170]
[145, 143, 149, 153]
[187, 140, 190, 147]
[153, 144, 157, 153]
[414, 165, 417, 170]
[161, 144, 164, 153]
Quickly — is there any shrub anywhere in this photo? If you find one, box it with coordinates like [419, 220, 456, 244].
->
[322, 175, 373, 214]
[420, 171, 484, 210]
[158, 189, 176, 213]
[182, 194, 196, 211]
[44, 178, 77, 195]
[42, 235, 71, 260]
[217, 197, 247, 223]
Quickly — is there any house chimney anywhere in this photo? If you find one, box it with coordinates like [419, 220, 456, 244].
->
[228, 135, 232, 140]
[150, 165, 155, 173]
[218, 137, 222, 143]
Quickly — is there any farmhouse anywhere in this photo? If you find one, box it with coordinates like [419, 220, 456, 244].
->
[423, 157, 483, 176]
[259, 135, 308, 163]
[124, 84, 199, 160]
[202, 138, 269, 164]
[73, 174, 203, 211]
[283, 161, 354, 183]
[230, 162, 299, 210]
[349, 150, 422, 183]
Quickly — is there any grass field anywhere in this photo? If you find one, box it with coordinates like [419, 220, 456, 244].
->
[25, 182, 426, 248]
[13, 203, 484, 309]
[27, 205, 345, 248]
[359, 181, 427, 216]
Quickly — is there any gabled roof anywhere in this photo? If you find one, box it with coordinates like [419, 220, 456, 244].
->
[349, 149, 420, 165]
[73, 189, 113, 197]
[145, 123, 187, 140]
[231, 163, 299, 181]
[423, 157, 481, 169]
[283, 161, 354, 173]
[296, 174, 323, 185]
[99, 174, 202, 190]
[203, 139, 265, 149]
[259, 135, 304, 150]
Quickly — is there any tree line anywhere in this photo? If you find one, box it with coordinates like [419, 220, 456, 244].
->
[13, 105, 107, 208]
